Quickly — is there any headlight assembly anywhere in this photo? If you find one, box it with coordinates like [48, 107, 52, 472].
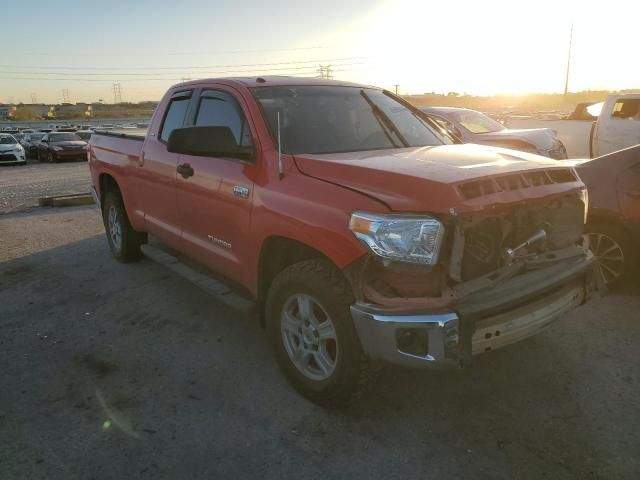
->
[349, 212, 445, 265]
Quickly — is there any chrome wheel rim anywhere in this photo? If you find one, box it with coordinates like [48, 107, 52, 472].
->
[280, 293, 338, 381]
[587, 232, 625, 285]
[107, 205, 122, 251]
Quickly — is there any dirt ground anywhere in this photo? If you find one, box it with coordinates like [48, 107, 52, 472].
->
[0, 159, 91, 214]
[1, 204, 639, 480]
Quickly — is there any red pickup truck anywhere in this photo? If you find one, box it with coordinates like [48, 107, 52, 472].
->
[89, 77, 597, 403]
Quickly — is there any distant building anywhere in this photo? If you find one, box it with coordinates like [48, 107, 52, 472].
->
[0, 105, 17, 119]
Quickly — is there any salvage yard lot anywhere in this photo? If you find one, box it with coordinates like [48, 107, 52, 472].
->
[1, 204, 639, 479]
[0, 159, 91, 214]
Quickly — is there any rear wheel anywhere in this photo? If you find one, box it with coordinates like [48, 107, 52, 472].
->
[102, 191, 145, 262]
[266, 259, 372, 405]
[585, 222, 634, 287]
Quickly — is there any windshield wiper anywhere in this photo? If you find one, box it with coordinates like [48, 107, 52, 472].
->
[360, 90, 408, 148]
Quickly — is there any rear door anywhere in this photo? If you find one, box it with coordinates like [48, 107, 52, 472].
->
[174, 87, 259, 284]
[594, 95, 640, 156]
[137, 89, 193, 249]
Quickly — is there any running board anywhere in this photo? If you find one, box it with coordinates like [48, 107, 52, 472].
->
[140, 243, 255, 315]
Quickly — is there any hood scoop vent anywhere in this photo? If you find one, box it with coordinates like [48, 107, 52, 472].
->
[458, 168, 577, 200]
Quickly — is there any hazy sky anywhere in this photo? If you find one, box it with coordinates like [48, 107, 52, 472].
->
[2, 0, 638, 103]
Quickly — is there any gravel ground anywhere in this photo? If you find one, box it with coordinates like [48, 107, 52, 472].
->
[1, 205, 639, 479]
[0, 159, 91, 214]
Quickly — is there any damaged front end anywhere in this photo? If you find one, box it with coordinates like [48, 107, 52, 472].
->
[347, 191, 600, 368]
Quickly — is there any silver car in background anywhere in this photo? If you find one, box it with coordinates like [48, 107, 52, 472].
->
[420, 107, 568, 159]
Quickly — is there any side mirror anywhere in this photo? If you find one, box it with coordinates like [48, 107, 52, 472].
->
[167, 126, 254, 161]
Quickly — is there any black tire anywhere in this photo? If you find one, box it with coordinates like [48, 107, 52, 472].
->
[266, 259, 372, 405]
[585, 222, 635, 287]
[36, 150, 42, 162]
[102, 190, 145, 262]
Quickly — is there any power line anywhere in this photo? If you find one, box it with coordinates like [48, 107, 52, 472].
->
[0, 57, 366, 71]
[0, 62, 363, 78]
[10, 45, 328, 57]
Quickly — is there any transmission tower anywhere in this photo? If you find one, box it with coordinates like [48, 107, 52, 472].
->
[317, 65, 334, 79]
[112, 83, 122, 104]
[30, 93, 38, 104]
[62, 89, 70, 103]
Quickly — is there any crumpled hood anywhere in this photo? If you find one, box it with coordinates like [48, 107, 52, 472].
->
[474, 128, 557, 150]
[294, 144, 583, 213]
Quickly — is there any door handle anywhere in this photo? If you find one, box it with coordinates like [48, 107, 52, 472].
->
[176, 163, 194, 178]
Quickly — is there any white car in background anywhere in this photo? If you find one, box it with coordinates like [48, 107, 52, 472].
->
[591, 94, 640, 157]
[0, 133, 27, 165]
[420, 107, 568, 159]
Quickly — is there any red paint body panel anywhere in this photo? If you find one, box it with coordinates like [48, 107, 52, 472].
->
[89, 77, 587, 298]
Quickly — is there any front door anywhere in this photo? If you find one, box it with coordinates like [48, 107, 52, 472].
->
[175, 87, 259, 285]
[594, 95, 640, 157]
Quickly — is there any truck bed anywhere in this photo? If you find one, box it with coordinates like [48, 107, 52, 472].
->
[92, 128, 147, 141]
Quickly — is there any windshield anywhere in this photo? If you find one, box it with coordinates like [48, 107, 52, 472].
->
[452, 110, 505, 134]
[0, 135, 17, 144]
[29, 134, 44, 141]
[252, 86, 449, 155]
[49, 133, 81, 142]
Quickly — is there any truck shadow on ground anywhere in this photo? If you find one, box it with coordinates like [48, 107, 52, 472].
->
[1, 234, 638, 479]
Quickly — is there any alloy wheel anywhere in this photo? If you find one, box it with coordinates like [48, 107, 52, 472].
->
[280, 293, 338, 381]
[107, 205, 123, 251]
[587, 232, 625, 285]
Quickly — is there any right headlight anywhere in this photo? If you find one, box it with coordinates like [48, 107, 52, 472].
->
[349, 211, 445, 265]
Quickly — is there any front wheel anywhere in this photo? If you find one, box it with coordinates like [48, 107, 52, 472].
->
[102, 191, 145, 262]
[266, 259, 371, 405]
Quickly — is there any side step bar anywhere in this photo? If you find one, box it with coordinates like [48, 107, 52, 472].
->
[140, 243, 255, 315]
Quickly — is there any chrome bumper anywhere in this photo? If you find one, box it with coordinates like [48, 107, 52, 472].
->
[351, 281, 587, 368]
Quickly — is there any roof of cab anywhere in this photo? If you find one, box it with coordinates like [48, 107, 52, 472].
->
[172, 76, 378, 90]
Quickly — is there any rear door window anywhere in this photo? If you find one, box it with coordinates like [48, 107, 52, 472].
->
[159, 92, 192, 143]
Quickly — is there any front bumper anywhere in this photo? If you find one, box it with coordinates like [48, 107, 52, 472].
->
[351, 253, 596, 368]
[53, 149, 87, 160]
[0, 152, 26, 164]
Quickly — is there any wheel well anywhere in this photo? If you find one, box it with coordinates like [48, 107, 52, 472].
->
[257, 236, 335, 325]
[99, 173, 120, 208]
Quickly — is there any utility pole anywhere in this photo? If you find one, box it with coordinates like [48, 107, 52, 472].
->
[563, 23, 573, 95]
[393, 84, 400, 95]
[62, 89, 70, 103]
[112, 83, 122, 104]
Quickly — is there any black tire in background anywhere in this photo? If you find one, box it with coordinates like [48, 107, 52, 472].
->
[585, 222, 635, 287]
[101, 191, 145, 263]
[266, 259, 372, 405]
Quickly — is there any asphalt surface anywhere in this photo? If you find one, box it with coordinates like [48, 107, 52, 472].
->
[0, 158, 91, 214]
[1, 202, 639, 479]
